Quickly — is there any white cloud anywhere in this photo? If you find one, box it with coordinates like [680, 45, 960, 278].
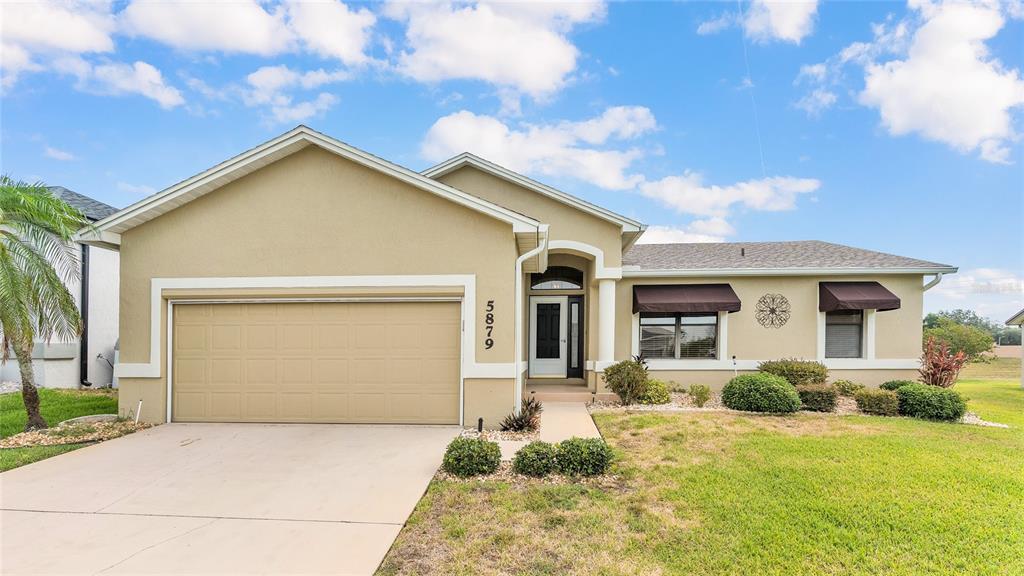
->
[239, 65, 345, 123]
[697, 1, 818, 44]
[926, 267, 1024, 321]
[0, 0, 115, 87]
[859, 2, 1024, 164]
[639, 171, 821, 217]
[384, 1, 605, 102]
[116, 181, 156, 196]
[285, 0, 376, 65]
[268, 92, 338, 124]
[91, 61, 185, 109]
[119, 0, 293, 56]
[638, 217, 738, 244]
[794, 88, 837, 116]
[744, 0, 819, 44]
[44, 146, 77, 161]
[421, 106, 656, 190]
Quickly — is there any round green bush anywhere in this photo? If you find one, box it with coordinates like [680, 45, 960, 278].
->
[757, 359, 828, 386]
[796, 384, 838, 412]
[880, 380, 916, 391]
[555, 437, 613, 476]
[512, 441, 557, 477]
[722, 373, 801, 413]
[896, 383, 967, 421]
[832, 379, 865, 397]
[638, 378, 671, 405]
[603, 360, 648, 405]
[854, 388, 899, 416]
[442, 437, 501, 477]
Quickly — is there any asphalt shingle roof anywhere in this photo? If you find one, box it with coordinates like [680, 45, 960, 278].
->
[48, 186, 118, 221]
[624, 240, 953, 271]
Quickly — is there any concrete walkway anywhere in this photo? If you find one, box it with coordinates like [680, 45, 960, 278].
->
[1, 423, 458, 575]
[498, 402, 601, 460]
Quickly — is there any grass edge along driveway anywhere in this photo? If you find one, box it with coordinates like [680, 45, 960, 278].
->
[377, 379, 1024, 576]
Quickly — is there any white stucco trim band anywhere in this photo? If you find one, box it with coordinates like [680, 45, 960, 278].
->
[116, 274, 518, 381]
[547, 240, 622, 280]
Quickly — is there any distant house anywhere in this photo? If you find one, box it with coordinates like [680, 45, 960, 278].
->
[1007, 309, 1024, 388]
[0, 187, 120, 388]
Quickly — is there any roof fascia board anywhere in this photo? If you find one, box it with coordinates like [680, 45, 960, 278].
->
[92, 127, 541, 235]
[1007, 310, 1024, 325]
[423, 154, 643, 232]
[622, 266, 959, 278]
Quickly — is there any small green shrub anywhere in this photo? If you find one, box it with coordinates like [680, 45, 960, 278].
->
[603, 359, 649, 405]
[500, 397, 543, 432]
[637, 378, 671, 405]
[880, 380, 915, 391]
[832, 379, 865, 397]
[896, 384, 967, 421]
[555, 437, 613, 476]
[688, 383, 712, 408]
[442, 437, 501, 477]
[512, 441, 557, 477]
[796, 384, 838, 412]
[757, 359, 828, 386]
[721, 373, 801, 413]
[855, 389, 899, 416]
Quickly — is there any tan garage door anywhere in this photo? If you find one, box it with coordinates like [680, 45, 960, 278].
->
[172, 301, 461, 424]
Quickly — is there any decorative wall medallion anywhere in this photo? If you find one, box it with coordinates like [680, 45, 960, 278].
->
[755, 294, 791, 329]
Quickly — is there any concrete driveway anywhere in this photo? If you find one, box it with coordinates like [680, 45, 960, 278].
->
[1, 423, 458, 575]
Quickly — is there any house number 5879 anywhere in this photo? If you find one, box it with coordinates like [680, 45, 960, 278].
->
[484, 300, 495, 349]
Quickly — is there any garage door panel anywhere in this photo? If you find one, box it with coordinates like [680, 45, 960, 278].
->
[173, 301, 460, 424]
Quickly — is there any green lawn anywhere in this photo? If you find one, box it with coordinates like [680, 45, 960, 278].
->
[961, 356, 1020, 380]
[379, 380, 1024, 575]
[0, 388, 118, 472]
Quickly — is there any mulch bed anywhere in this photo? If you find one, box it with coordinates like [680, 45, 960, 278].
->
[1, 420, 153, 448]
[459, 427, 539, 442]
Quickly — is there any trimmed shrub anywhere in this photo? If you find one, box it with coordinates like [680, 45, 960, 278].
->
[555, 437, 613, 477]
[721, 373, 801, 414]
[637, 378, 671, 405]
[880, 380, 915, 391]
[832, 379, 865, 397]
[688, 383, 712, 408]
[442, 437, 501, 477]
[896, 383, 967, 421]
[500, 397, 543, 432]
[512, 441, 557, 477]
[757, 359, 828, 386]
[796, 384, 838, 412]
[603, 359, 648, 405]
[855, 389, 899, 416]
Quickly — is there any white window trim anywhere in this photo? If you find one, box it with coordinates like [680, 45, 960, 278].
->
[632, 311, 730, 370]
[117, 274, 517, 381]
[818, 309, 876, 362]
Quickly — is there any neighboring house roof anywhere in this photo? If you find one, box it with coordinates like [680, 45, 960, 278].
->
[422, 152, 645, 234]
[1007, 309, 1024, 326]
[77, 126, 543, 248]
[49, 186, 117, 221]
[623, 240, 957, 276]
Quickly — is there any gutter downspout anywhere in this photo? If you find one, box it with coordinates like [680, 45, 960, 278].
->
[514, 225, 548, 414]
[79, 243, 91, 387]
[923, 272, 945, 291]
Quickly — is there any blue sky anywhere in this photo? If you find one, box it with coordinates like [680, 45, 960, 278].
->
[2, 1, 1022, 321]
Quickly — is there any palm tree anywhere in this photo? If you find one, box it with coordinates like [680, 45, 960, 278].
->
[0, 176, 87, 430]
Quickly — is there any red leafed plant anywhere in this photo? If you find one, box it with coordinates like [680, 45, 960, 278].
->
[919, 337, 967, 388]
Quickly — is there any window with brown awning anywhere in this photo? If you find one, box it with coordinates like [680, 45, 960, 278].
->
[819, 281, 900, 312]
[632, 284, 741, 314]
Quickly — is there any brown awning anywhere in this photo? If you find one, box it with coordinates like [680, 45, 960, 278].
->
[819, 281, 900, 312]
[633, 284, 741, 314]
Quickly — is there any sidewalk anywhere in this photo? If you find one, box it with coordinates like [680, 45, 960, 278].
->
[498, 402, 601, 460]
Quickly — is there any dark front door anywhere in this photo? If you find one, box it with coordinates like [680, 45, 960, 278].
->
[536, 303, 561, 359]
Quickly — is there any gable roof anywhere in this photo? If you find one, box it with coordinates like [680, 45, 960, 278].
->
[623, 240, 957, 276]
[422, 152, 645, 234]
[49, 186, 117, 221]
[77, 126, 542, 248]
[1008, 309, 1024, 326]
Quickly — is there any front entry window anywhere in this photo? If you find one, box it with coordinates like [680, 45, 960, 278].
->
[531, 266, 583, 290]
[640, 313, 718, 359]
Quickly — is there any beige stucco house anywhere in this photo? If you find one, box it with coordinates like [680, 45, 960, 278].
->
[78, 126, 957, 427]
